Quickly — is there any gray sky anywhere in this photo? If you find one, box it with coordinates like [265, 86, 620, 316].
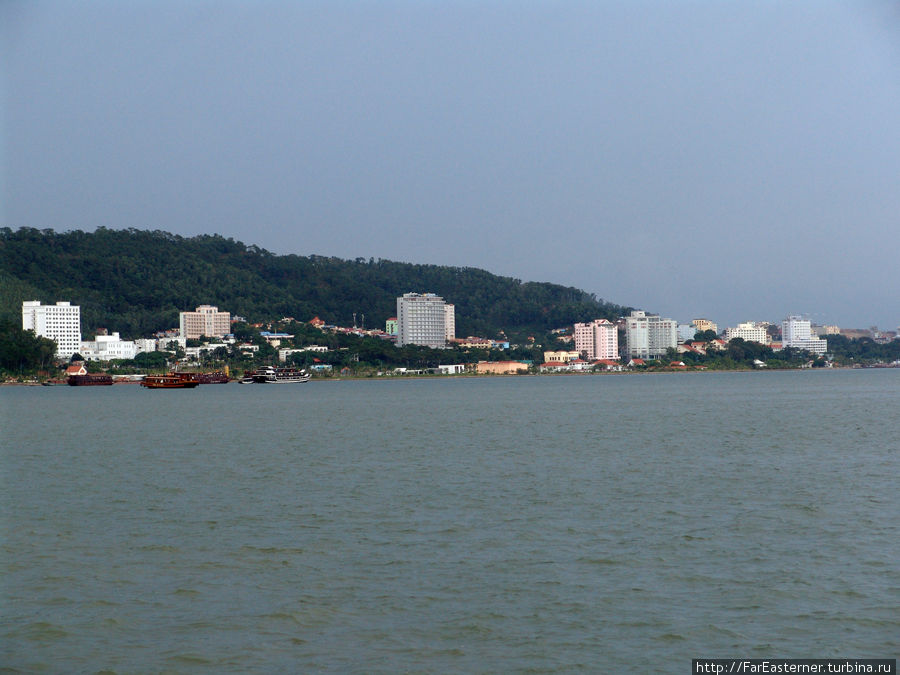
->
[3, 1, 899, 330]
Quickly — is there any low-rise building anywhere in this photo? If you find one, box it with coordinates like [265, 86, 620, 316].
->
[134, 338, 159, 354]
[454, 336, 494, 349]
[259, 331, 293, 347]
[543, 350, 580, 363]
[80, 332, 137, 361]
[475, 361, 529, 374]
[158, 337, 187, 351]
[278, 345, 329, 361]
[724, 322, 769, 344]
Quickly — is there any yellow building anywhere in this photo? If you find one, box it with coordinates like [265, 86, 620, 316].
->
[691, 318, 718, 334]
[475, 361, 529, 374]
[542, 350, 580, 363]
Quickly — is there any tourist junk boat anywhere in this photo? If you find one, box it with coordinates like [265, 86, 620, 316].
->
[67, 374, 114, 386]
[191, 371, 230, 384]
[140, 373, 200, 389]
[250, 366, 310, 384]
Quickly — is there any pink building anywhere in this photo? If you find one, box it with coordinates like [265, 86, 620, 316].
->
[573, 319, 619, 361]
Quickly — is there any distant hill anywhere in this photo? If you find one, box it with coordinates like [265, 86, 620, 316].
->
[0, 227, 628, 340]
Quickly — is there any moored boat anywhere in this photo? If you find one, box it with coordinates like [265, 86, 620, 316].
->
[67, 374, 114, 386]
[177, 371, 230, 384]
[140, 373, 200, 389]
[250, 366, 310, 383]
[195, 371, 230, 384]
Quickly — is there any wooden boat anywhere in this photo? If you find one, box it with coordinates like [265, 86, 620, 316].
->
[175, 371, 230, 384]
[140, 373, 200, 389]
[67, 374, 114, 386]
[194, 371, 229, 384]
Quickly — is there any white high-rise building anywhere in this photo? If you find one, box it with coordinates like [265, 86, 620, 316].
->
[781, 316, 827, 355]
[724, 322, 769, 344]
[179, 305, 231, 339]
[624, 310, 677, 359]
[22, 301, 82, 359]
[573, 319, 619, 361]
[397, 293, 450, 348]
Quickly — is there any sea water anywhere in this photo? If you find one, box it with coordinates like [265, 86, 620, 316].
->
[2, 370, 898, 673]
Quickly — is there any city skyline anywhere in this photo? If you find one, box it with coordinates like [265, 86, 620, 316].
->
[3, 2, 899, 330]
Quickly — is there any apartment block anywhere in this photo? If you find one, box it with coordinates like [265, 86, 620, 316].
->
[573, 319, 619, 361]
[22, 301, 82, 359]
[396, 293, 450, 348]
[691, 318, 718, 335]
[179, 305, 231, 339]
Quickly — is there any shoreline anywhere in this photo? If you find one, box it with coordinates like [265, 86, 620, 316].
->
[5, 364, 889, 386]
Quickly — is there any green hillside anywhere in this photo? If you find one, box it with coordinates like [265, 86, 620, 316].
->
[0, 227, 628, 340]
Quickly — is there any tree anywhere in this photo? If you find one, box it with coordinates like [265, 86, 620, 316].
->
[0, 321, 58, 375]
[134, 351, 169, 370]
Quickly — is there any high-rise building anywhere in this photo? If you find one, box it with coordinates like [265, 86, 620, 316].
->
[179, 305, 231, 339]
[444, 304, 456, 342]
[573, 319, 619, 361]
[724, 322, 769, 344]
[625, 310, 677, 359]
[21, 301, 82, 359]
[781, 316, 827, 355]
[396, 293, 450, 348]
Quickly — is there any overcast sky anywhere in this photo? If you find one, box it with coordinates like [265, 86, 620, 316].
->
[3, 1, 899, 329]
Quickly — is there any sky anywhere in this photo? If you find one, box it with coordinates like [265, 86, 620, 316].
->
[3, 1, 899, 330]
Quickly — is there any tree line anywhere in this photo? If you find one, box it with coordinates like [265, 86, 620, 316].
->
[0, 227, 628, 342]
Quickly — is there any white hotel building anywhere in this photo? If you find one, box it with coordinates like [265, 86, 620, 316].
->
[397, 293, 452, 348]
[22, 301, 82, 359]
[724, 322, 769, 344]
[624, 310, 678, 359]
[80, 332, 137, 361]
[782, 316, 827, 355]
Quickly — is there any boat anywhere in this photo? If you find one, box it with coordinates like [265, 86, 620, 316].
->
[67, 374, 114, 386]
[180, 371, 230, 384]
[196, 371, 230, 384]
[140, 373, 200, 389]
[250, 366, 311, 384]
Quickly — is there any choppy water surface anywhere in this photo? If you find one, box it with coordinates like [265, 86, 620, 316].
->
[2, 370, 899, 673]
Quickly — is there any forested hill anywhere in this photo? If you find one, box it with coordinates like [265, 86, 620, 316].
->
[0, 227, 628, 340]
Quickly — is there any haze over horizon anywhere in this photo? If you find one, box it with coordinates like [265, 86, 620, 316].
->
[3, 1, 899, 330]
